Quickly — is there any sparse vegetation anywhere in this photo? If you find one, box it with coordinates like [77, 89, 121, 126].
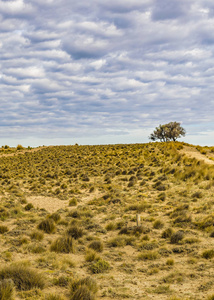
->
[0, 141, 213, 298]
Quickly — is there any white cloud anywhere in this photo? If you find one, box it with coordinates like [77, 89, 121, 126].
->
[0, 0, 214, 146]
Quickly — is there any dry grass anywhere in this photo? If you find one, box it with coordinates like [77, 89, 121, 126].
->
[0, 142, 213, 299]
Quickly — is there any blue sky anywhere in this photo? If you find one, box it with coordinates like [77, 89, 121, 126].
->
[0, 0, 214, 147]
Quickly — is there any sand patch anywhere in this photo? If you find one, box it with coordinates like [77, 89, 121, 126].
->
[27, 195, 69, 213]
[180, 146, 214, 165]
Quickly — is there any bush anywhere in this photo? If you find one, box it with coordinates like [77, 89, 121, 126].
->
[85, 249, 100, 262]
[30, 230, 44, 241]
[44, 294, 66, 300]
[0, 264, 45, 291]
[66, 226, 84, 239]
[88, 240, 103, 252]
[70, 277, 98, 294]
[0, 226, 9, 234]
[90, 259, 111, 274]
[170, 231, 184, 244]
[71, 286, 95, 300]
[138, 250, 159, 261]
[49, 213, 61, 223]
[16, 144, 24, 151]
[202, 249, 214, 259]
[105, 222, 116, 231]
[51, 236, 75, 253]
[24, 203, 34, 211]
[153, 220, 164, 229]
[69, 198, 77, 206]
[0, 279, 14, 300]
[161, 228, 173, 239]
[37, 219, 56, 234]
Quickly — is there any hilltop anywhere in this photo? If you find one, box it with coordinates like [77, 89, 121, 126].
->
[0, 142, 214, 300]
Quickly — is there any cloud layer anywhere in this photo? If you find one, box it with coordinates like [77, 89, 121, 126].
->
[0, 0, 214, 146]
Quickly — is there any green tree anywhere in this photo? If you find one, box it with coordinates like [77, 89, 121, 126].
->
[149, 122, 186, 142]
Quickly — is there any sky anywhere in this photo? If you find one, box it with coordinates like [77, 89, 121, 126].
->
[0, 0, 214, 147]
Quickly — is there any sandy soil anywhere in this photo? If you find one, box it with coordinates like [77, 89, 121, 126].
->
[180, 145, 214, 165]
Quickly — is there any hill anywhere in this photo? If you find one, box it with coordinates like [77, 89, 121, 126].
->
[0, 142, 214, 300]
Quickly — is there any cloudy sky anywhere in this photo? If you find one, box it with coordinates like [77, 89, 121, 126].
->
[0, 0, 214, 147]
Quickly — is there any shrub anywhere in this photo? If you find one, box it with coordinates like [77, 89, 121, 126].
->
[44, 294, 66, 300]
[49, 213, 61, 223]
[30, 230, 44, 241]
[24, 203, 34, 211]
[71, 286, 95, 300]
[16, 144, 24, 150]
[70, 277, 98, 295]
[88, 240, 103, 252]
[153, 220, 164, 229]
[51, 236, 75, 253]
[0, 226, 9, 234]
[166, 258, 174, 266]
[69, 198, 77, 206]
[210, 231, 214, 238]
[66, 226, 84, 239]
[85, 249, 100, 262]
[108, 236, 126, 247]
[138, 250, 159, 261]
[202, 249, 214, 259]
[0, 264, 45, 291]
[105, 222, 116, 231]
[90, 259, 111, 274]
[37, 219, 56, 234]
[158, 192, 166, 201]
[161, 228, 173, 239]
[0, 279, 14, 300]
[170, 231, 184, 244]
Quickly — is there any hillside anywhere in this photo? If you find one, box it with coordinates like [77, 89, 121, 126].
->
[0, 142, 214, 300]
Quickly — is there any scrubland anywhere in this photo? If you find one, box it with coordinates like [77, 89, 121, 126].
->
[0, 142, 214, 300]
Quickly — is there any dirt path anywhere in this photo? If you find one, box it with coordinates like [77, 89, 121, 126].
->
[180, 146, 214, 165]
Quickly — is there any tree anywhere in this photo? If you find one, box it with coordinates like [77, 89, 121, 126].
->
[149, 122, 186, 142]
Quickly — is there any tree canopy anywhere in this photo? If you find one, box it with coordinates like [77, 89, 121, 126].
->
[149, 122, 186, 142]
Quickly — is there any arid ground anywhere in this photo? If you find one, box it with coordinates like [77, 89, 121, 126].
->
[0, 142, 214, 300]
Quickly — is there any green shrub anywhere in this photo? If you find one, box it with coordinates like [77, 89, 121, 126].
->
[37, 219, 56, 234]
[0, 279, 14, 300]
[90, 259, 111, 274]
[0, 226, 9, 234]
[88, 240, 103, 252]
[0, 264, 45, 291]
[51, 236, 75, 253]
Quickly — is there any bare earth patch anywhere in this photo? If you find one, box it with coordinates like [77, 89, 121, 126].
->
[180, 145, 214, 165]
[27, 196, 68, 213]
